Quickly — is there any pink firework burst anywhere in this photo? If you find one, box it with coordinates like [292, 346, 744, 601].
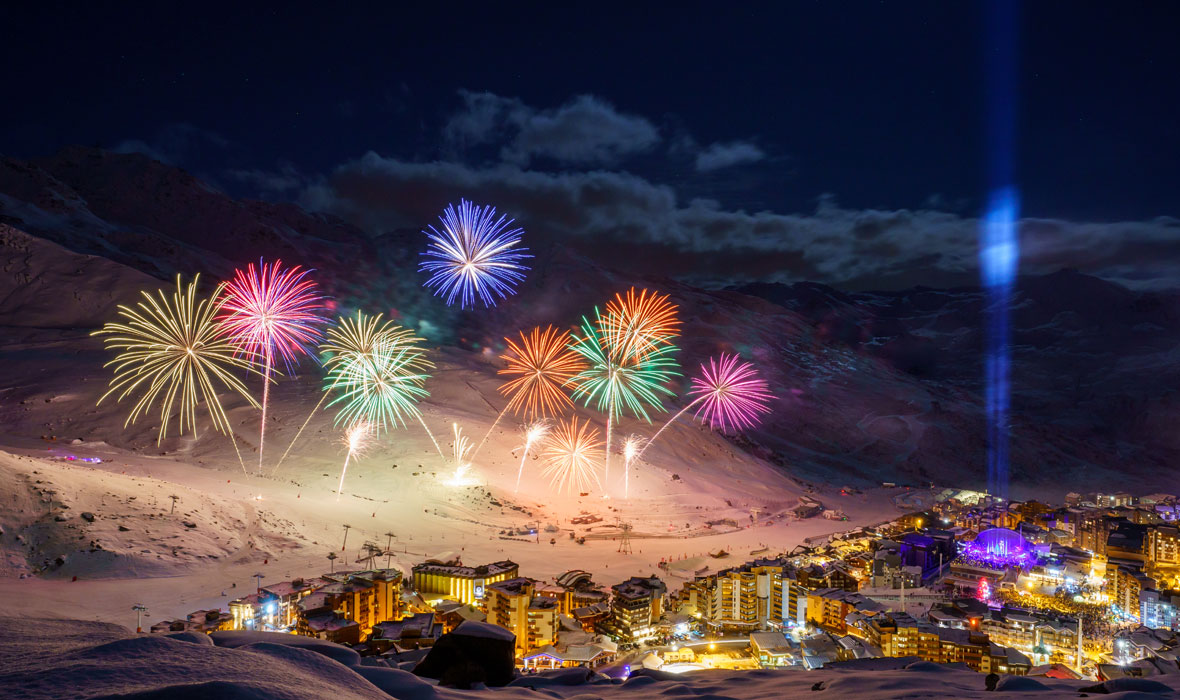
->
[688, 353, 773, 432]
[219, 259, 328, 369]
[219, 258, 327, 472]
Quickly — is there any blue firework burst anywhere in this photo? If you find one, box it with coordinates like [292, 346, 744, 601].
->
[418, 199, 531, 309]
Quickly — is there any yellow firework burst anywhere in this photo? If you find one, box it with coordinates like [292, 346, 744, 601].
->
[93, 274, 259, 443]
[540, 417, 604, 495]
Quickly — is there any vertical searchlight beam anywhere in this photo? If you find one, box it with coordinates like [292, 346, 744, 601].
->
[981, 189, 1018, 501]
[981, 0, 1020, 501]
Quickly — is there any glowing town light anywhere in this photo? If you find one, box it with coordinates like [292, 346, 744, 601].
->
[418, 199, 531, 309]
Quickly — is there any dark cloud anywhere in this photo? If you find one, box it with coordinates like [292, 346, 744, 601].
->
[297, 151, 1180, 291]
[111, 123, 228, 166]
[694, 141, 765, 172]
[226, 163, 304, 196]
[443, 91, 660, 167]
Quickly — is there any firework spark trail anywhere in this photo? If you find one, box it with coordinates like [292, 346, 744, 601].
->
[258, 346, 273, 474]
[270, 390, 332, 477]
[219, 259, 327, 473]
[417, 414, 445, 460]
[632, 399, 701, 464]
[474, 326, 585, 460]
[445, 422, 476, 486]
[622, 435, 644, 500]
[327, 344, 431, 432]
[634, 354, 772, 463]
[93, 274, 260, 472]
[419, 199, 531, 309]
[513, 421, 550, 493]
[336, 422, 372, 500]
[541, 417, 603, 495]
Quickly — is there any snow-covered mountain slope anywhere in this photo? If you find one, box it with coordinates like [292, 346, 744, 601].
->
[1, 146, 1176, 501]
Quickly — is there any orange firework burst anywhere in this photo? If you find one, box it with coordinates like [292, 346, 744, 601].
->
[600, 287, 681, 363]
[498, 325, 587, 419]
[540, 417, 603, 495]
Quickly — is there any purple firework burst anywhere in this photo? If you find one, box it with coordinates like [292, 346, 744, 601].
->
[689, 353, 773, 432]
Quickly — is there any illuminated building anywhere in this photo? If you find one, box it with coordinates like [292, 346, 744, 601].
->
[229, 593, 273, 630]
[483, 577, 560, 657]
[1076, 510, 1119, 554]
[368, 612, 441, 652]
[317, 569, 403, 633]
[797, 562, 860, 592]
[1146, 526, 1180, 581]
[749, 631, 796, 667]
[260, 577, 329, 628]
[958, 528, 1039, 569]
[521, 637, 618, 670]
[1139, 589, 1180, 631]
[929, 600, 1082, 670]
[296, 605, 361, 645]
[1107, 563, 1154, 618]
[538, 570, 609, 615]
[604, 575, 666, 642]
[804, 588, 884, 635]
[679, 559, 807, 633]
[862, 612, 1031, 675]
[411, 559, 518, 605]
[150, 609, 233, 635]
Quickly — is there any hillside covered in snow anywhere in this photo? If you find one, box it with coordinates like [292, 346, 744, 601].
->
[2, 146, 1178, 496]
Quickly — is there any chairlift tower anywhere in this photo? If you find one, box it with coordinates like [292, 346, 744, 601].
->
[618, 522, 634, 555]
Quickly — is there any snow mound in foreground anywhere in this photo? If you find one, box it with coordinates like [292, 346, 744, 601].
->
[5, 617, 1180, 700]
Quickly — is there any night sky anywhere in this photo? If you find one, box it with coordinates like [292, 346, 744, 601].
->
[3, 2, 1179, 290]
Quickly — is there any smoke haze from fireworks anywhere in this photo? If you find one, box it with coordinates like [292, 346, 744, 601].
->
[418, 199, 531, 309]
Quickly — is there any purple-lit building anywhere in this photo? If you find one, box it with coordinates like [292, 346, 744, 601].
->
[959, 528, 1042, 569]
[899, 530, 957, 581]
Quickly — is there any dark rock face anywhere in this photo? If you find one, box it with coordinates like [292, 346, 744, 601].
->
[412, 621, 516, 688]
